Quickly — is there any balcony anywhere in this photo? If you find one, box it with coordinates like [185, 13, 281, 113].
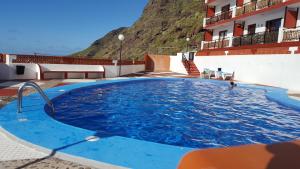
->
[282, 28, 300, 42]
[232, 31, 279, 47]
[205, 10, 233, 26]
[202, 38, 231, 49]
[236, 0, 283, 17]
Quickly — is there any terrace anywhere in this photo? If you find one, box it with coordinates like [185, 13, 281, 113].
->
[202, 37, 231, 50]
[204, 0, 296, 28]
[232, 31, 279, 47]
[202, 28, 300, 50]
[235, 0, 283, 17]
[205, 10, 233, 26]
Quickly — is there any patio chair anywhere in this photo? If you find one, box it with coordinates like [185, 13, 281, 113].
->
[202, 68, 215, 79]
[222, 71, 234, 80]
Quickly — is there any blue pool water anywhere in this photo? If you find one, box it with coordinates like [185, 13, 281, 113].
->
[46, 79, 300, 148]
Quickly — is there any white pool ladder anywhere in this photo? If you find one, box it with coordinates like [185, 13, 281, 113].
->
[17, 81, 55, 113]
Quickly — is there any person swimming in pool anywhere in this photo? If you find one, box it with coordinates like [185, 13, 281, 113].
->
[229, 81, 237, 89]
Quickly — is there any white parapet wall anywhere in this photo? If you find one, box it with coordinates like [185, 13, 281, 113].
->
[0, 63, 145, 80]
[0, 63, 40, 80]
[104, 64, 145, 78]
[0, 55, 145, 80]
[40, 64, 105, 79]
[193, 54, 300, 92]
[170, 53, 188, 75]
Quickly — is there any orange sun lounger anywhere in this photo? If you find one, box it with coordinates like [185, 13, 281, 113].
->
[178, 140, 300, 169]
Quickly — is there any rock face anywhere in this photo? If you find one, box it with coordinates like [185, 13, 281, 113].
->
[73, 0, 205, 60]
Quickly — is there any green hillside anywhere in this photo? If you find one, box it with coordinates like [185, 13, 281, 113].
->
[73, 0, 205, 60]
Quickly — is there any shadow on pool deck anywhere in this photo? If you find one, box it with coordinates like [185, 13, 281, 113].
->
[14, 139, 89, 169]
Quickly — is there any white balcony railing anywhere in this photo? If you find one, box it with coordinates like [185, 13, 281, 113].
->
[282, 27, 300, 42]
[202, 37, 232, 50]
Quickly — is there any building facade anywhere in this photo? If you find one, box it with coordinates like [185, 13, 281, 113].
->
[201, 0, 300, 50]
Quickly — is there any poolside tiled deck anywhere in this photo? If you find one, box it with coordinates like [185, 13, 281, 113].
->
[0, 158, 96, 169]
[0, 130, 46, 161]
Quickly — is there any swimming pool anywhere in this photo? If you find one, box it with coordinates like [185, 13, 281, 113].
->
[46, 78, 300, 148]
[1, 78, 300, 169]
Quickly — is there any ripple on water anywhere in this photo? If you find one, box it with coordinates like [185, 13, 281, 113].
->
[46, 79, 300, 148]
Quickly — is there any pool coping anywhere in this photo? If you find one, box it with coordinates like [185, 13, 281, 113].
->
[0, 77, 299, 169]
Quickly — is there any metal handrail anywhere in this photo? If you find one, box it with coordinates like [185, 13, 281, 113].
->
[182, 53, 190, 72]
[17, 81, 55, 113]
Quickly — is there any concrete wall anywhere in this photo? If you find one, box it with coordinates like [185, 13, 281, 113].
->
[104, 65, 145, 78]
[0, 63, 39, 80]
[170, 53, 188, 75]
[41, 64, 145, 79]
[0, 57, 145, 80]
[40, 64, 104, 72]
[194, 54, 300, 92]
[145, 55, 170, 72]
[40, 64, 104, 79]
[0, 64, 9, 80]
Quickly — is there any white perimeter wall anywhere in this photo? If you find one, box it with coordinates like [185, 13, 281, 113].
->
[0, 63, 39, 80]
[40, 64, 104, 79]
[193, 54, 300, 92]
[0, 63, 145, 80]
[104, 65, 145, 78]
[170, 53, 188, 75]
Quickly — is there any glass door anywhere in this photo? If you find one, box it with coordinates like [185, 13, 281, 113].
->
[266, 18, 281, 32]
[265, 18, 281, 43]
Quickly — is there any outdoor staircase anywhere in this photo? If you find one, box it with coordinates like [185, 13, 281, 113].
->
[182, 60, 200, 77]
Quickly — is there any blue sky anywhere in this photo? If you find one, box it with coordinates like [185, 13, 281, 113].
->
[0, 0, 148, 55]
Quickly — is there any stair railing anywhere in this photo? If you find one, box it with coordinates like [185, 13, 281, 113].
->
[17, 81, 55, 114]
[182, 53, 190, 72]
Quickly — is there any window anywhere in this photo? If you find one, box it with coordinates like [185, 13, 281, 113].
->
[266, 18, 281, 32]
[219, 30, 227, 40]
[248, 24, 256, 35]
[221, 4, 230, 12]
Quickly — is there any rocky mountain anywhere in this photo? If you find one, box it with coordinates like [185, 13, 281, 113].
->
[73, 0, 205, 60]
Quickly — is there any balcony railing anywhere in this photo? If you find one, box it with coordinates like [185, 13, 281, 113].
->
[283, 28, 300, 42]
[203, 38, 230, 49]
[206, 10, 233, 26]
[236, 0, 283, 17]
[232, 31, 279, 47]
